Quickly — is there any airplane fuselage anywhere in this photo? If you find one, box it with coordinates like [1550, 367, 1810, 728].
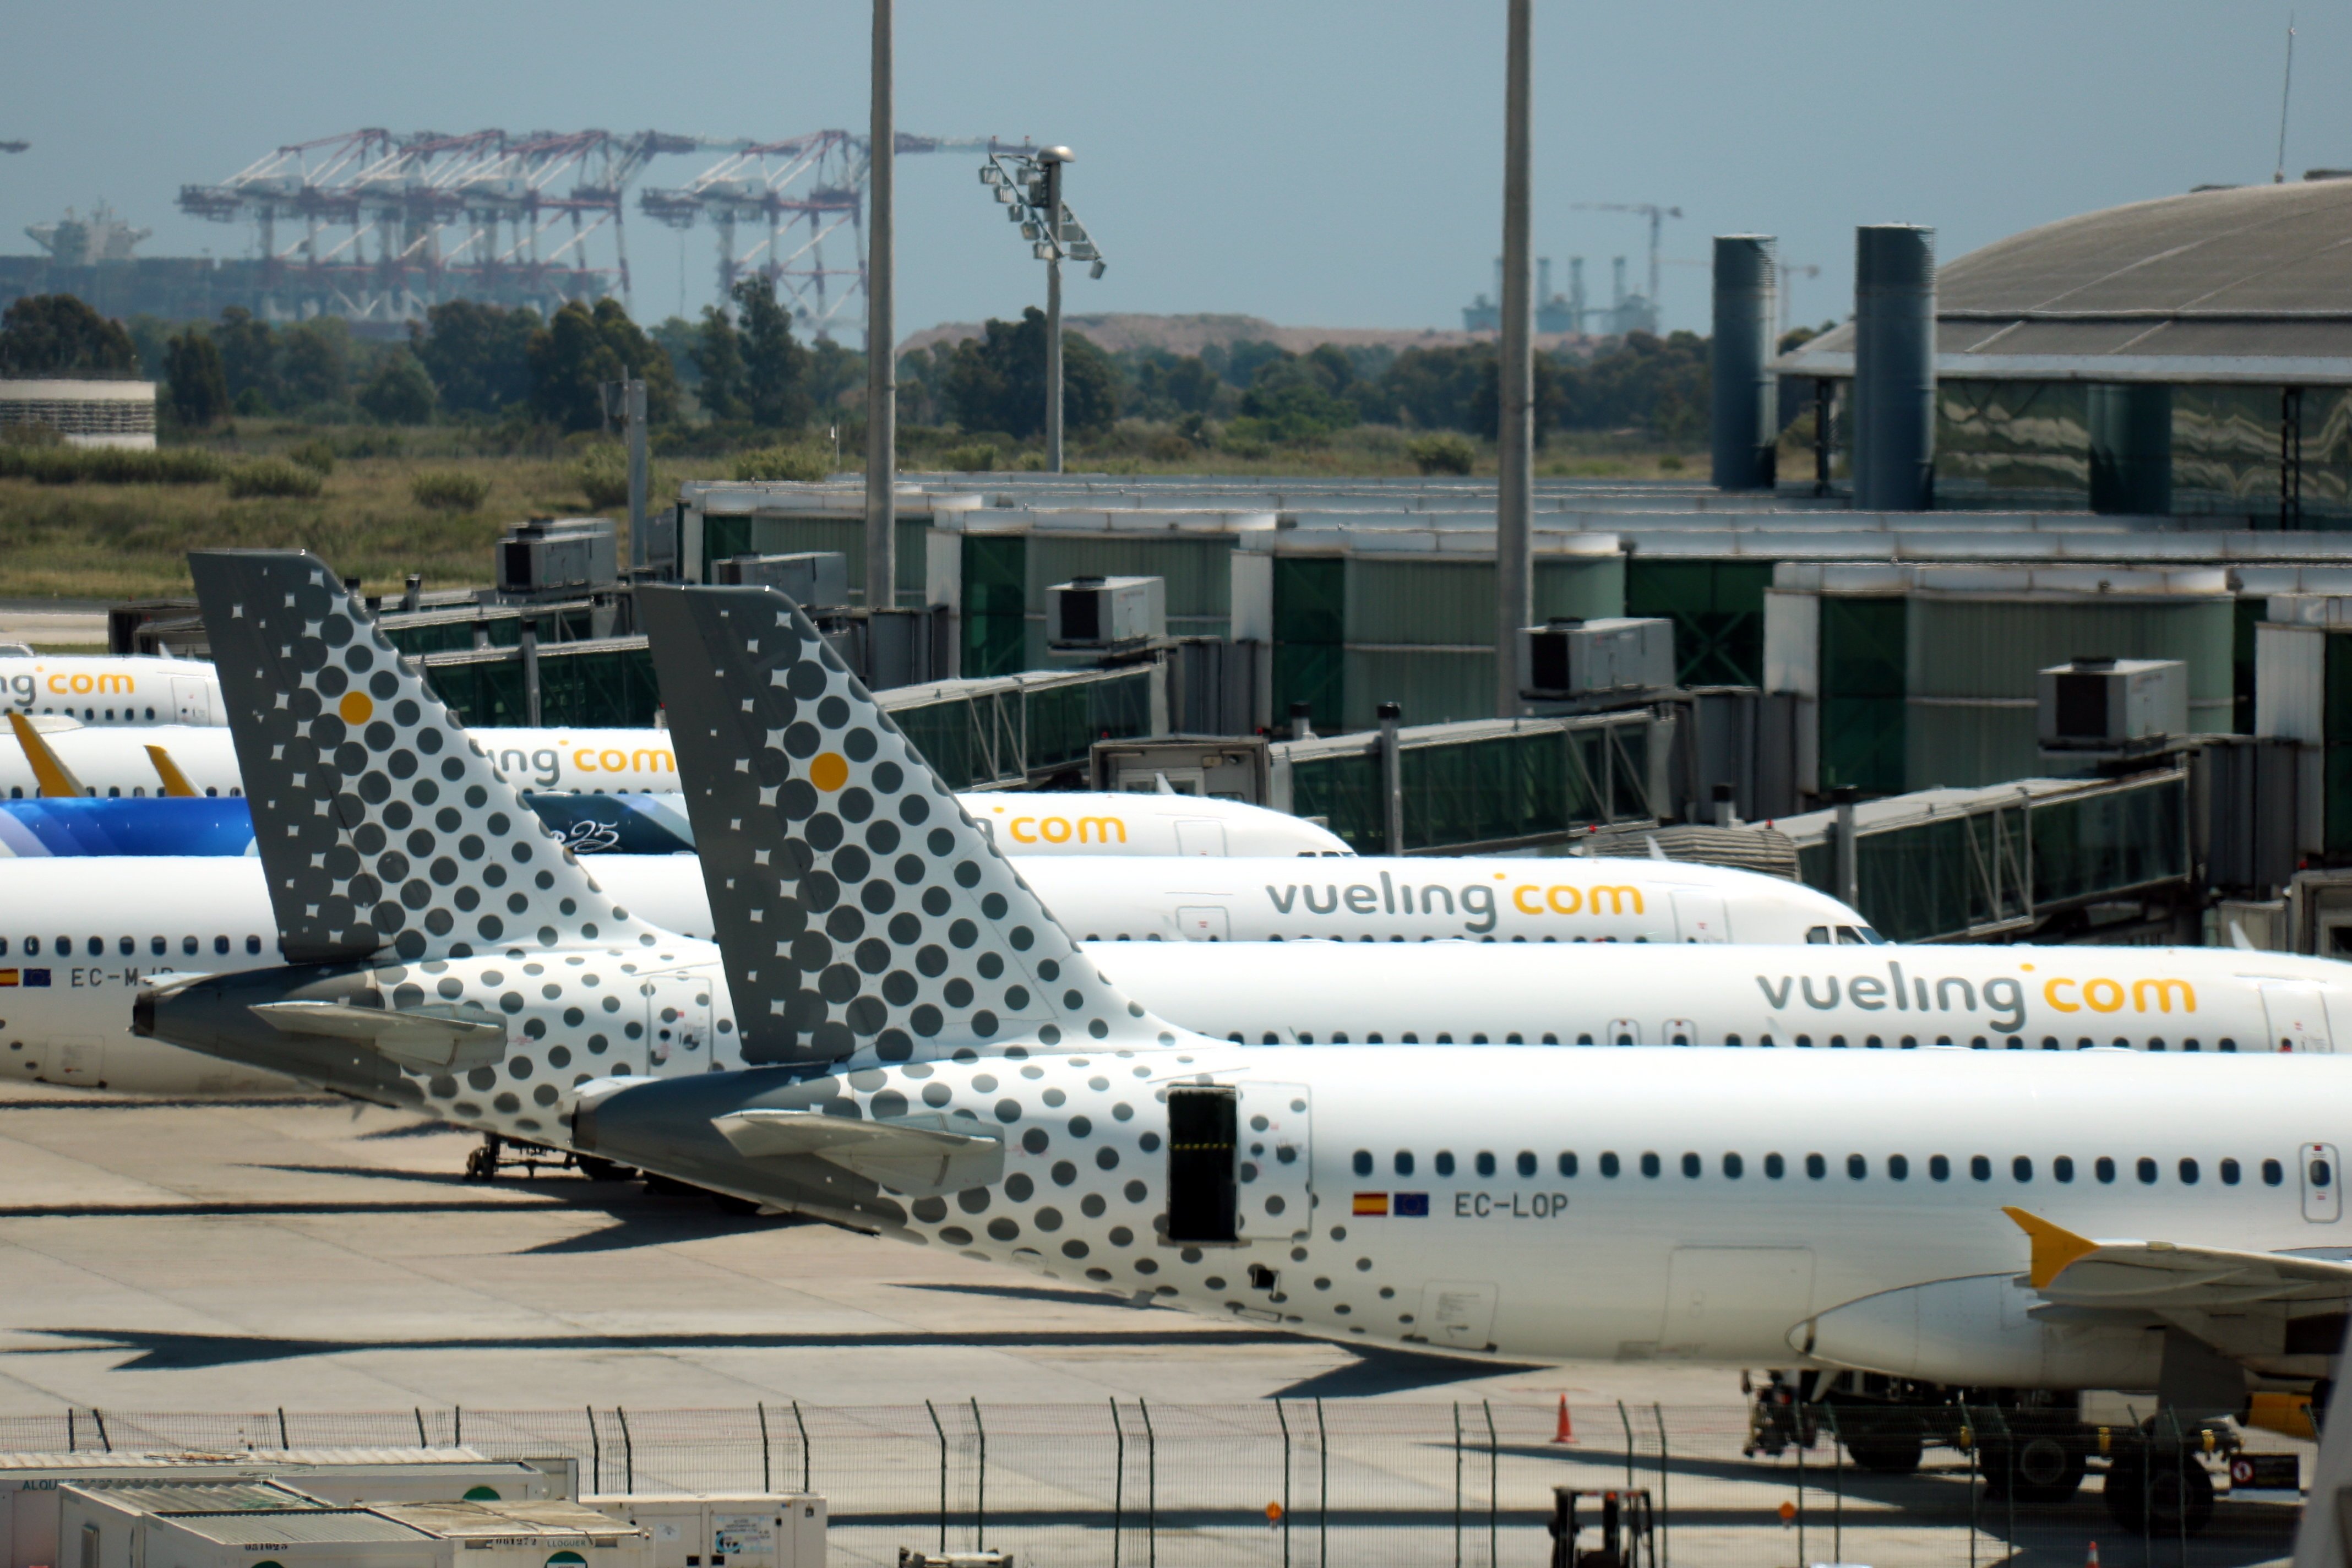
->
[31, 855, 2350, 1089]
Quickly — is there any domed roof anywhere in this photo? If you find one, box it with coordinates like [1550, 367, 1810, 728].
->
[1774, 178, 2352, 384]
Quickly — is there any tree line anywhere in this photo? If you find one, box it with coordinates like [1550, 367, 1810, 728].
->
[3, 286, 1718, 446]
[903, 324, 1714, 445]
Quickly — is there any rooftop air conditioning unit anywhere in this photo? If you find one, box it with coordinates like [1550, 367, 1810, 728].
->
[2038, 656, 2188, 751]
[497, 517, 617, 596]
[714, 552, 850, 608]
[1522, 616, 1675, 703]
[1048, 575, 1164, 652]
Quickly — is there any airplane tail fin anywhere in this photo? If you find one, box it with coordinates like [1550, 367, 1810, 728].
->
[8, 711, 84, 798]
[188, 550, 662, 965]
[145, 743, 199, 797]
[638, 583, 1175, 1068]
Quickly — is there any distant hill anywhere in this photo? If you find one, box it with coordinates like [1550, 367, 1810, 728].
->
[901, 311, 1598, 357]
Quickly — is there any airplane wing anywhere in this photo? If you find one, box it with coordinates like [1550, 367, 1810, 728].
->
[251, 1000, 508, 1071]
[2005, 1207, 2352, 1310]
[712, 1108, 1004, 1195]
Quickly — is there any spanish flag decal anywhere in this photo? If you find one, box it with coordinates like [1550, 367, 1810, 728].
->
[1353, 1193, 1389, 1216]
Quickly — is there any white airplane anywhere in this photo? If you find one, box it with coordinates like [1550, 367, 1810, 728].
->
[0, 716, 1352, 854]
[134, 560, 2352, 1536]
[0, 654, 224, 727]
[0, 838, 1881, 1090]
[12, 856, 2335, 1088]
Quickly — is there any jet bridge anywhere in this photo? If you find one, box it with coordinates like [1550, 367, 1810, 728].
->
[1773, 769, 2195, 944]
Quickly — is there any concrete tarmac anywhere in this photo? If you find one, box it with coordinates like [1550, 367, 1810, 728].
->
[0, 1086, 1745, 1414]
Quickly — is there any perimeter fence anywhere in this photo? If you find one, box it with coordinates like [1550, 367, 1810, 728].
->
[0, 1402, 2305, 1568]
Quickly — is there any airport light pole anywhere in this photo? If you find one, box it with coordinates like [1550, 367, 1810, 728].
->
[977, 146, 1108, 473]
[864, 0, 896, 611]
[1494, 0, 1535, 720]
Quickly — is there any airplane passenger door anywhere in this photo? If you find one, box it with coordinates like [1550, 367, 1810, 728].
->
[1671, 891, 1731, 944]
[2302, 1142, 2342, 1223]
[170, 677, 211, 726]
[1176, 905, 1231, 941]
[1607, 1018, 1639, 1046]
[1234, 1081, 1311, 1240]
[2262, 983, 2333, 1053]
[1662, 1018, 1697, 1046]
[1175, 819, 1228, 857]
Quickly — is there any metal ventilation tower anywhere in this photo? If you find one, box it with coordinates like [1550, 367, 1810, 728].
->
[641, 132, 1034, 344]
[178, 128, 710, 324]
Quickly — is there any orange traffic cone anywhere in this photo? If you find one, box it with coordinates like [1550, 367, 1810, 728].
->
[1552, 1395, 1576, 1444]
[2086, 1542, 2100, 1568]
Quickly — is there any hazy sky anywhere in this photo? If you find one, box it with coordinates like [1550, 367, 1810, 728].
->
[1, 2, 2337, 343]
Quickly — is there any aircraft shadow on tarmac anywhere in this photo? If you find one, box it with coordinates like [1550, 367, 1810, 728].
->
[22, 1325, 1300, 1370]
[239, 1162, 795, 1253]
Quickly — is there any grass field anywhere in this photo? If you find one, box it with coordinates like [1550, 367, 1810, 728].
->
[0, 420, 1701, 601]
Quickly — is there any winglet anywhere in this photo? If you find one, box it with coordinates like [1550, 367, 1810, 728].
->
[2003, 1206, 2100, 1289]
[145, 743, 199, 798]
[8, 711, 83, 798]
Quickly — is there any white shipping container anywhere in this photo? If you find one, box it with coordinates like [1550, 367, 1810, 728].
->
[0, 1455, 564, 1568]
[581, 1496, 824, 1568]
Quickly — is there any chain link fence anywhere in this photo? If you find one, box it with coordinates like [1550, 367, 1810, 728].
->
[0, 1403, 2305, 1567]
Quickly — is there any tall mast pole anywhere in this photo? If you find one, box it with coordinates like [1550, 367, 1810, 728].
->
[863, 0, 897, 611]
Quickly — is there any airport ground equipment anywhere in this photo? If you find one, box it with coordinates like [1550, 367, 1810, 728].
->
[51, 1487, 636, 1568]
[1546, 1487, 1655, 1568]
[0, 1455, 568, 1568]
[583, 1495, 825, 1568]
[1743, 1376, 2239, 1533]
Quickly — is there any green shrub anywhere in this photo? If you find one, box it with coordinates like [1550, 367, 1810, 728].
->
[1407, 433, 1477, 476]
[941, 443, 998, 473]
[578, 444, 631, 508]
[729, 444, 830, 483]
[0, 445, 226, 484]
[410, 470, 492, 513]
[225, 458, 324, 499]
[1656, 453, 1685, 473]
[288, 438, 337, 476]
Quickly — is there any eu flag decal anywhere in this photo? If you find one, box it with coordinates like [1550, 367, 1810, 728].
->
[1394, 1193, 1429, 1217]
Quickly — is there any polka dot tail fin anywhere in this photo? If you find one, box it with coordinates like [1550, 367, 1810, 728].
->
[188, 551, 663, 965]
[638, 583, 1175, 1069]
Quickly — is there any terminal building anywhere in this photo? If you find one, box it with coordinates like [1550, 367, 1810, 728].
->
[1772, 175, 2352, 525]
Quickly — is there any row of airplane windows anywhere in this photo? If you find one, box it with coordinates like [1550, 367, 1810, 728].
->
[1238, 1030, 2241, 1050]
[2, 787, 242, 798]
[1, 934, 265, 957]
[1349, 1147, 2311, 1188]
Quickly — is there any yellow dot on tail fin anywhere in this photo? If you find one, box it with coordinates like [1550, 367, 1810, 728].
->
[338, 692, 373, 725]
[809, 752, 848, 791]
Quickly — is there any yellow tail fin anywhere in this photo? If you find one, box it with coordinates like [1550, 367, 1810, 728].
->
[7, 711, 84, 799]
[144, 743, 198, 797]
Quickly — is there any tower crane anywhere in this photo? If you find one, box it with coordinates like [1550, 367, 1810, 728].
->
[1570, 202, 1680, 321]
